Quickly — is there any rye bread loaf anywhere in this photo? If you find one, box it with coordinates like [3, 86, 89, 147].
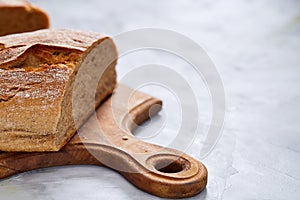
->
[0, 0, 49, 36]
[0, 29, 117, 152]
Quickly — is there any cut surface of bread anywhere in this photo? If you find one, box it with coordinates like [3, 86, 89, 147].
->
[0, 0, 49, 36]
[0, 29, 117, 152]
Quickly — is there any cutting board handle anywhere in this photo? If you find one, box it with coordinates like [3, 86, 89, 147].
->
[0, 85, 207, 198]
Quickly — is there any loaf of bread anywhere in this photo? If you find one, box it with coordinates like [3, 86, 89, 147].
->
[0, 29, 117, 152]
[0, 0, 49, 36]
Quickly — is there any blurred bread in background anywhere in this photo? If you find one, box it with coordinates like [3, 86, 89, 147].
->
[0, 0, 49, 36]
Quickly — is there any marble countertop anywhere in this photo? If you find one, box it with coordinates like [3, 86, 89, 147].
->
[1, 0, 299, 199]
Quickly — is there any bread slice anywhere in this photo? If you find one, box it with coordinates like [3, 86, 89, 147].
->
[0, 0, 49, 36]
[0, 29, 117, 152]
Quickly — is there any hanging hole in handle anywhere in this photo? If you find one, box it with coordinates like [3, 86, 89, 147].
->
[155, 159, 184, 173]
[147, 154, 191, 174]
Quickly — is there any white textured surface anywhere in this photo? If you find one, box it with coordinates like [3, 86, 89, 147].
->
[1, 0, 300, 199]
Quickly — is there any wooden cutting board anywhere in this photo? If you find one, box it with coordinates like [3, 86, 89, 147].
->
[0, 85, 207, 198]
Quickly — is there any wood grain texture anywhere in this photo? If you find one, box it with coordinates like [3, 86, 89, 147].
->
[0, 85, 207, 198]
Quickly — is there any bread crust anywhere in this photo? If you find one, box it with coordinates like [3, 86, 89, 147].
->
[0, 29, 118, 152]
